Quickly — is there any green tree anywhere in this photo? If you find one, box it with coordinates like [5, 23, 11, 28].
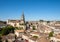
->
[5, 39, 8, 42]
[33, 36, 38, 39]
[1, 25, 15, 35]
[32, 26, 36, 30]
[7, 26, 15, 33]
[0, 36, 2, 42]
[2, 27, 9, 35]
[47, 21, 50, 23]
[0, 29, 2, 36]
[48, 31, 54, 38]
[39, 20, 44, 22]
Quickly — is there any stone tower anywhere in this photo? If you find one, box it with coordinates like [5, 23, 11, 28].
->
[20, 12, 25, 24]
[19, 12, 26, 30]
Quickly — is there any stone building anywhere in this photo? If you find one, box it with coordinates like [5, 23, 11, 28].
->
[7, 12, 26, 30]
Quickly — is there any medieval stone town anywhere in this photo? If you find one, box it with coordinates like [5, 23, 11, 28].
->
[0, 13, 60, 42]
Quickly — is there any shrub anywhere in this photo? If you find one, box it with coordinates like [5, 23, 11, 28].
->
[33, 36, 38, 39]
[48, 31, 54, 38]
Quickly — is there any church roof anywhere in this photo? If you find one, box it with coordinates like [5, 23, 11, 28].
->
[8, 20, 21, 23]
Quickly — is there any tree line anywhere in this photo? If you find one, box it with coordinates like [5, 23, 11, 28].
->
[0, 25, 15, 36]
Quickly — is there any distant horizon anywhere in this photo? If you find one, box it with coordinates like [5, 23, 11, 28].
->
[0, 0, 60, 21]
[0, 12, 60, 21]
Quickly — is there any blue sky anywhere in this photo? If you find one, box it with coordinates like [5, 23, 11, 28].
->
[0, 0, 60, 21]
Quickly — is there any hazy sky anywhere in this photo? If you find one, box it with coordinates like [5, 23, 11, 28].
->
[0, 0, 60, 21]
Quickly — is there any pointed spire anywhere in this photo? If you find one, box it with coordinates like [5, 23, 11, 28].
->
[22, 11, 24, 15]
[20, 12, 25, 22]
[21, 11, 24, 19]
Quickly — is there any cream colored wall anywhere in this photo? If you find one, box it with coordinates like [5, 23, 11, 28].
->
[15, 31, 19, 37]
[7, 20, 26, 30]
[7, 22, 15, 27]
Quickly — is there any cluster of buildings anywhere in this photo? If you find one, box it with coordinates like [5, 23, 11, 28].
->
[0, 12, 60, 42]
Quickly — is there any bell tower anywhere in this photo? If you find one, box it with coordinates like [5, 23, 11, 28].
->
[20, 12, 25, 24]
[19, 12, 26, 30]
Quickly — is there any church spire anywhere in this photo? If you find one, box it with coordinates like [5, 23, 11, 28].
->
[21, 12, 25, 23]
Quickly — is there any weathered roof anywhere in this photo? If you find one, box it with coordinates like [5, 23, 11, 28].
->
[55, 34, 60, 39]
[37, 36, 50, 42]
[29, 36, 38, 41]
[15, 30, 25, 33]
[8, 20, 21, 23]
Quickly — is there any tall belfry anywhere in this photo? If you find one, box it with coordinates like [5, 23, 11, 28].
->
[20, 12, 25, 24]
